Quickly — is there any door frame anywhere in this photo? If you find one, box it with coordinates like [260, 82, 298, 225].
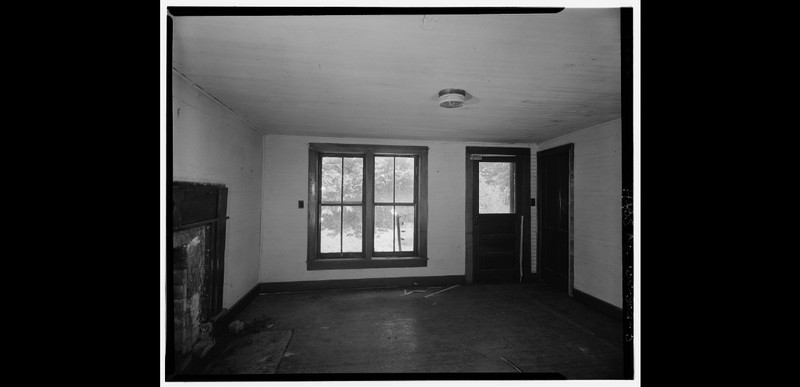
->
[536, 143, 574, 296]
[465, 146, 531, 284]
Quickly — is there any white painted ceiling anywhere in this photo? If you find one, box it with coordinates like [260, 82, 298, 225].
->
[171, 9, 621, 143]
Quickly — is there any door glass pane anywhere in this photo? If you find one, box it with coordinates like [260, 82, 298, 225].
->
[342, 157, 363, 202]
[342, 206, 362, 252]
[320, 205, 341, 253]
[374, 205, 394, 251]
[374, 157, 394, 203]
[321, 157, 342, 203]
[395, 206, 415, 252]
[395, 157, 415, 203]
[479, 162, 515, 214]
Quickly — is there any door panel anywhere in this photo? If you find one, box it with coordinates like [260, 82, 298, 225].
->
[474, 158, 523, 283]
[479, 234, 517, 252]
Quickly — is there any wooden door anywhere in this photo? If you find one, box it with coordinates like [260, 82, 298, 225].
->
[537, 144, 572, 292]
[472, 155, 525, 283]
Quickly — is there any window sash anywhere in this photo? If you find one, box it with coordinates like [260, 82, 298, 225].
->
[318, 203, 365, 259]
[318, 154, 366, 258]
[372, 203, 416, 256]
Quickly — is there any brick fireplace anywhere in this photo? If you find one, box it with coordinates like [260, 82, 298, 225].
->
[170, 182, 228, 375]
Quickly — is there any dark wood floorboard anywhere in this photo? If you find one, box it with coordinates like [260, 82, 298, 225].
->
[218, 281, 624, 378]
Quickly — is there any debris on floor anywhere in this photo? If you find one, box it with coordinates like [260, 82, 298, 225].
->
[199, 322, 213, 340]
[228, 320, 245, 335]
[402, 289, 428, 296]
[237, 314, 275, 334]
[500, 356, 523, 372]
[423, 284, 460, 298]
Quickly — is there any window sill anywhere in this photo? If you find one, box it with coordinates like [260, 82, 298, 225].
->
[307, 257, 428, 271]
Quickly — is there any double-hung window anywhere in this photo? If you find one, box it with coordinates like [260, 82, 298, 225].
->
[307, 143, 428, 270]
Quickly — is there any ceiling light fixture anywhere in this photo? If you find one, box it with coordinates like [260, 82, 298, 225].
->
[438, 88, 466, 108]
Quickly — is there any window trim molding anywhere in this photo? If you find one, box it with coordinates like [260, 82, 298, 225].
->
[307, 143, 428, 270]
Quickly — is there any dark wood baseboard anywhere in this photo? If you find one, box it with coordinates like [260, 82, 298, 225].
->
[572, 288, 623, 322]
[214, 283, 260, 332]
[259, 275, 465, 294]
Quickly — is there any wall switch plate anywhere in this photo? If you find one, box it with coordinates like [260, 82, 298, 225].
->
[298, 200, 304, 208]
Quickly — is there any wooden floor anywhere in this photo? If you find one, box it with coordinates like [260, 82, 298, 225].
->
[195, 281, 624, 380]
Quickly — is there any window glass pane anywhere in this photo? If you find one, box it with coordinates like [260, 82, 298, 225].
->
[479, 162, 515, 214]
[320, 205, 341, 253]
[395, 206, 415, 252]
[374, 205, 394, 252]
[342, 157, 363, 202]
[342, 206, 362, 252]
[321, 157, 342, 203]
[374, 156, 394, 203]
[394, 157, 414, 203]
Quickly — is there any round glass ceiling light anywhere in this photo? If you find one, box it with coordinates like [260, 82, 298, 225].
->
[438, 88, 466, 108]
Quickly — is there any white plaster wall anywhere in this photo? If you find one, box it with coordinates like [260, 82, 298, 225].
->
[538, 118, 622, 308]
[260, 134, 534, 284]
[172, 70, 263, 309]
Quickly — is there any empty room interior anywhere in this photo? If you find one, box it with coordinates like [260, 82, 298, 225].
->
[166, 6, 636, 382]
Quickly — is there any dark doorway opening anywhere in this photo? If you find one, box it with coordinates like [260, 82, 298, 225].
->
[536, 144, 574, 294]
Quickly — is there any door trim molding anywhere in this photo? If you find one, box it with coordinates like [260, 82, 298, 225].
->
[536, 143, 574, 296]
[465, 146, 531, 284]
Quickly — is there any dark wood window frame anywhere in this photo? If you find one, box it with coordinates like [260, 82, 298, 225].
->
[307, 143, 428, 270]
